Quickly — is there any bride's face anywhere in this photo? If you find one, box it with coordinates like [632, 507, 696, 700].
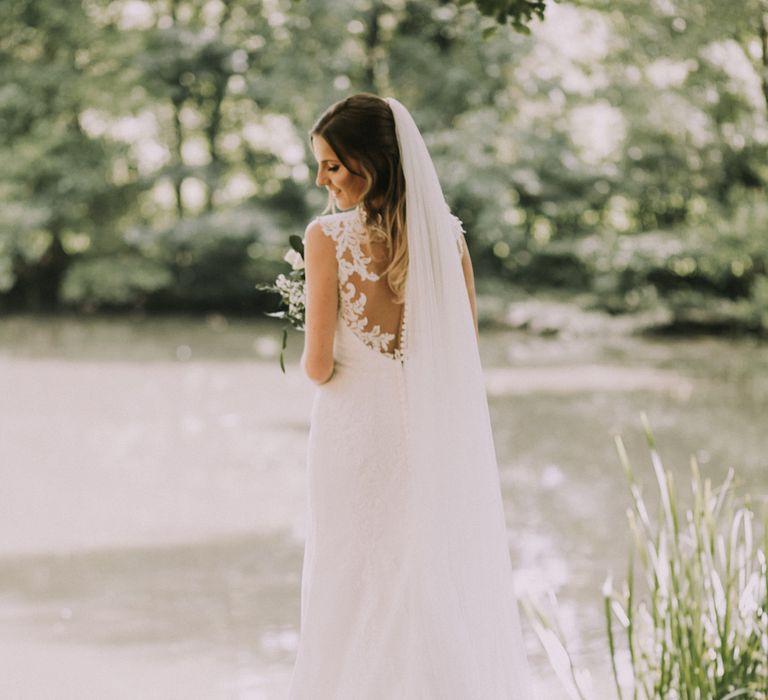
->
[312, 134, 367, 210]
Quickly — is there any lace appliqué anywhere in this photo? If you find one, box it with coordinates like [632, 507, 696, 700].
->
[316, 209, 405, 361]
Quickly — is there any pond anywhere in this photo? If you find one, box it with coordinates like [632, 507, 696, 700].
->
[0, 312, 765, 699]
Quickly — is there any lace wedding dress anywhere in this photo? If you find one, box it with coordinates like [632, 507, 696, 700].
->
[287, 205, 534, 700]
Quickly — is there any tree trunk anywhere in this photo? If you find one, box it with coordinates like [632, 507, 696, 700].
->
[9, 230, 70, 310]
[169, 0, 185, 219]
[36, 230, 69, 308]
[204, 0, 234, 212]
[172, 96, 185, 219]
[759, 7, 768, 113]
[363, 3, 382, 93]
[205, 80, 227, 212]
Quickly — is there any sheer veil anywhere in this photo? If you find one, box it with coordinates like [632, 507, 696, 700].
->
[384, 96, 534, 698]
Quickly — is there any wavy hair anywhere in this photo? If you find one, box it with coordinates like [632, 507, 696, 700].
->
[309, 93, 408, 303]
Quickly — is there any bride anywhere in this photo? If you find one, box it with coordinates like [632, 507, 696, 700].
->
[288, 93, 535, 699]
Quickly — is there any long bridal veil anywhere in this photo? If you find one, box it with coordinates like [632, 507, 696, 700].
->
[383, 97, 535, 698]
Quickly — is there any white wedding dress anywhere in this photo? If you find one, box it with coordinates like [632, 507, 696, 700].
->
[287, 206, 534, 699]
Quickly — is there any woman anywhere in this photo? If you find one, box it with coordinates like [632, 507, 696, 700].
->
[289, 93, 534, 699]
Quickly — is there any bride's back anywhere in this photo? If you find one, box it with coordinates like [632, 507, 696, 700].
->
[316, 208, 406, 360]
[351, 229, 404, 355]
[316, 206, 467, 363]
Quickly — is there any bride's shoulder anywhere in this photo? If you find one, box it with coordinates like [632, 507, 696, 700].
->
[307, 208, 362, 242]
[304, 208, 357, 250]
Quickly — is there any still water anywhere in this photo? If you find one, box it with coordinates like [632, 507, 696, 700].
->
[0, 312, 765, 699]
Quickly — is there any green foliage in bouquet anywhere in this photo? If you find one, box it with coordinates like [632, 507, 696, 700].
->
[256, 234, 306, 373]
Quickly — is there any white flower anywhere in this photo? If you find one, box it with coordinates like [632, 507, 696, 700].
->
[284, 248, 305, 271]
[274, 274, 306, 321]
[275, 274, 290, 291]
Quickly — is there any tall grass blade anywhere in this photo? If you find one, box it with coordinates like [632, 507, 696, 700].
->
[525, 420, 767, 700]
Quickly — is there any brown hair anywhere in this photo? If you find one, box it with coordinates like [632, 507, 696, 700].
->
[310, 93, 408, 303]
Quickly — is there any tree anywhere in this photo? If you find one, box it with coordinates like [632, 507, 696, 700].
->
[0, 0, 140, 309]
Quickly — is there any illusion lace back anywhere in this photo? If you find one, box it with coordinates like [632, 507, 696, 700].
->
[322, 207, 407, 360]
[288, 207, 529, 700]
[312, 205, 465, 363]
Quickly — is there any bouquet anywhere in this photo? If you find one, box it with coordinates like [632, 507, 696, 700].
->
[256, 234, 306, 372]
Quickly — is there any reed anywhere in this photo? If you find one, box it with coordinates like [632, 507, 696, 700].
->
[524, 414, 768, 699]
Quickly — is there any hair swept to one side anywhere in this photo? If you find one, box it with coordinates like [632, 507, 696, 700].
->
[309, 93, 408, 304]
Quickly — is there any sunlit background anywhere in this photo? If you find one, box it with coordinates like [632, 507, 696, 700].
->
[1, 0, 766, 698]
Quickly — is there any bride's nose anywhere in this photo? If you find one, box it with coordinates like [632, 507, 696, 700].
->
[316, 169, 327, 187]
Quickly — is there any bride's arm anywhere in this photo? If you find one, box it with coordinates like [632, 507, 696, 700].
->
[460, 242, 479, 340]
[301, 220, 338, 385]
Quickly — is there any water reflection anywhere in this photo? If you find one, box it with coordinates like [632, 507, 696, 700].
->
[0, 314, 765, 699]
[0, 533, 300, 650]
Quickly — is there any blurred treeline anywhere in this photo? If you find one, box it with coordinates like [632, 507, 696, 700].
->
[1, 0, 767, 334]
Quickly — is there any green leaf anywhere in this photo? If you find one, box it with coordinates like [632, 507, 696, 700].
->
[279, 328, 288, 374]
[289, 235, 304, 257]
